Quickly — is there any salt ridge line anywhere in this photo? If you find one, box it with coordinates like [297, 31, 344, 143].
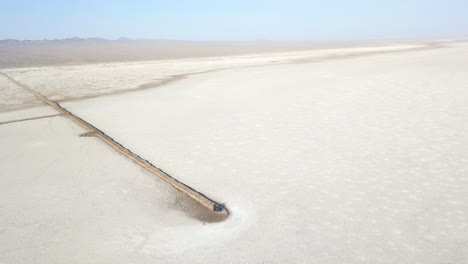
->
[0, 71, 229, 221]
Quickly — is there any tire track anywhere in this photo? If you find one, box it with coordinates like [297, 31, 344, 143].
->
[0, 114, 62, 126]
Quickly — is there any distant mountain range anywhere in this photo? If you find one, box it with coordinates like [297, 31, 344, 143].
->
[0, 38, 169, 45]
[0, 37, 294, 45]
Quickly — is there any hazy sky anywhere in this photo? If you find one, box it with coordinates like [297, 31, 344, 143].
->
[2, 0, 468, 41]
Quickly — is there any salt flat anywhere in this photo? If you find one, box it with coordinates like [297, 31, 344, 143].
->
[63, 42, 468, 263]
[1, 43, 425, 108]
[1, 42, 467, 263]
[0, 116, 233, 264]
[0, 74, 42, 111]
[0, 106, 56, 123]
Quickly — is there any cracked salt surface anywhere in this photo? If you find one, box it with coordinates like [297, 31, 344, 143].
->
[63, 43, 468, 263]
[0, 116, 242, 264]
[0, 42, 467, 263]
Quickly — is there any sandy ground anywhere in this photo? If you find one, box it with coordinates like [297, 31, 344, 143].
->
[1, 42, 467, 263]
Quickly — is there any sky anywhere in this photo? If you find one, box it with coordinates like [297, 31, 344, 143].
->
[1, 0, 468, 41]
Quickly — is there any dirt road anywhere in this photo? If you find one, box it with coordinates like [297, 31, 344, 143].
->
[0, 71, 229, 222]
